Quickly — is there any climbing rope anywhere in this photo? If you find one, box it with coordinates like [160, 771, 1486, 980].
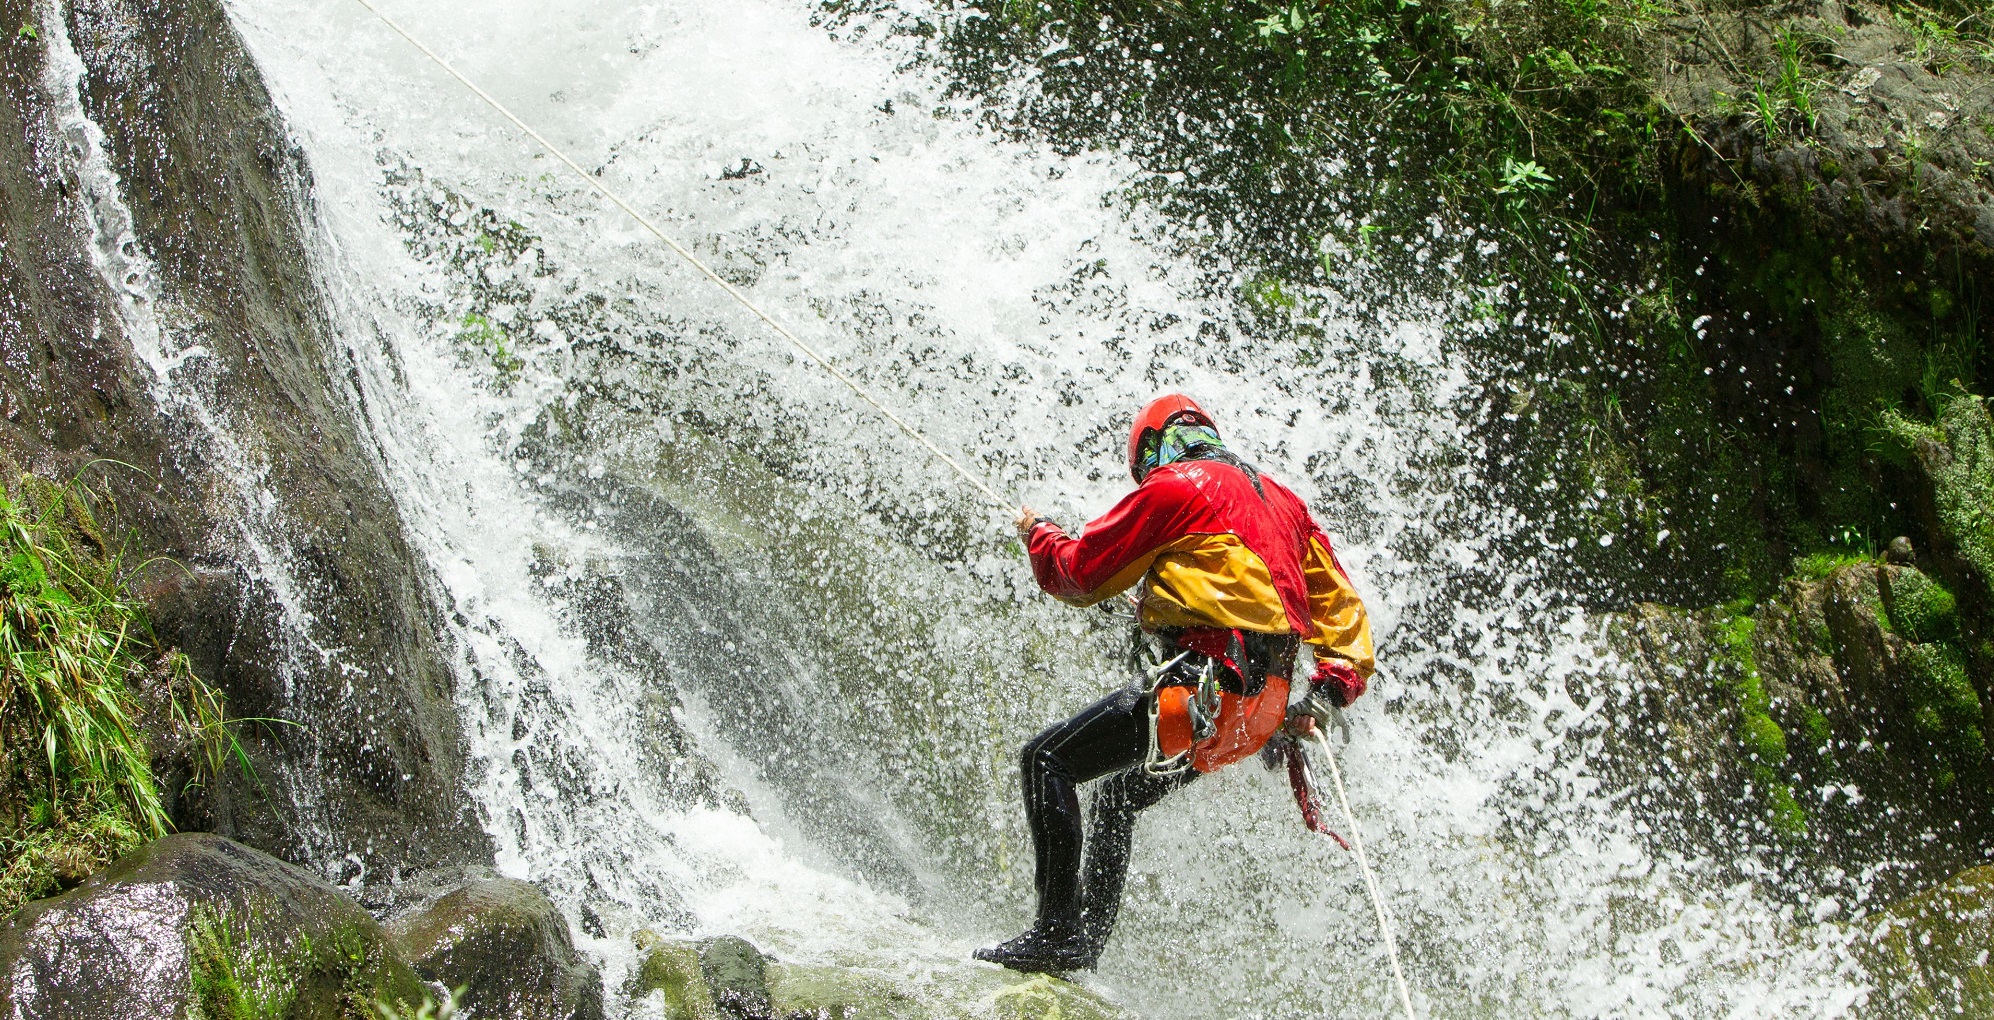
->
[348, 0, 1013, 514]
[1309, 729, 1418, 1020]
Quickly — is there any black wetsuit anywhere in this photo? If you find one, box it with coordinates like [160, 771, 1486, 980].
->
[1020, 679, 1197, 951]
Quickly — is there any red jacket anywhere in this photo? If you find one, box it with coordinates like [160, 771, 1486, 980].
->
[1026, 458, 1373, 676]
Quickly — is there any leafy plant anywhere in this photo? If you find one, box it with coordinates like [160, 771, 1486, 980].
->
[0, 479, 166, 841]
[0, 472, 266, 909]
[374, 987, 462, 1020]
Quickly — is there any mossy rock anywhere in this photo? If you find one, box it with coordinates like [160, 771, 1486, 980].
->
[1884, 569, 1960, 645]
[980, 972, 1130, 1020]
[700, 935, 773, 1018]
[0, 833, 425, 1018]
[1860, 866, 1994, 1017]
[1883, 396, 1994, 592]
[768, 963, 929, 1019]
[386, 875, 603, 1020]
[624, 936, 720, 1020]
[623, 934, 1135, 1020]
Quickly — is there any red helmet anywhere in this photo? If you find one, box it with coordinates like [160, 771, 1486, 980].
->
[1127, 394, 1216, 481]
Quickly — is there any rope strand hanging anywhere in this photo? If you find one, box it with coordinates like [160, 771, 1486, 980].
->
[348, 0, 1012, 514]
[1311, 730, 1419, 1020]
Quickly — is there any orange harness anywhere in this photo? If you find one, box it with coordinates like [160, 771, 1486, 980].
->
[1154, 675, 1291, 773]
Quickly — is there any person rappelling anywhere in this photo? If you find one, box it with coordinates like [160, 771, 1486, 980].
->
[974, 394, 1375, 974]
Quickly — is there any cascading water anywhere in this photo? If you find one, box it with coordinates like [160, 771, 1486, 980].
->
[225, 0, 1877, 1014]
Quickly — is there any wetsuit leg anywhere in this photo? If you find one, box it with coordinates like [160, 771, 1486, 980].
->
[1018, 683, 1149, 929]
[1079, 764, 1195, 949]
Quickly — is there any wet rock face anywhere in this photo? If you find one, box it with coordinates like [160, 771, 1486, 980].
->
[385, 874, 605, 1020]
[0, 833, 426, 1018]
[1662, 0, 1994, 260]
[1612, 561, 1993, 893]
[1860, 865, 1994, 1017]
[0, 0, 487, 875]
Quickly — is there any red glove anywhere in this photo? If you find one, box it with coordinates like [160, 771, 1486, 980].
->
[1311, 659, 1366, 707]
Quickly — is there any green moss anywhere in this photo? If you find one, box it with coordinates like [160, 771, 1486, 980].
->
[1799, 705, 1833, 753]
[1712, 611, 1808, 831]
[455, 313, 524, 389]
[1888, 570, 1960, 644]
[1762, 775, 1809, 837]
[1884, 396, 1994, 588]
[624, 939, 713, 1019]
[1741, 711, 1789, 766]
[1794, 550, 1870, 579]
[1890, 636, 1988, 793]
[0, 808, 141, 912]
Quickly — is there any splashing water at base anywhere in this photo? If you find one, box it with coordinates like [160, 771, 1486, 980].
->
[228, 0, 1874, 1015]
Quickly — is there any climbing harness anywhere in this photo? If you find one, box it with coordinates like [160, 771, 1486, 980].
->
[1140, 650, 1193, 776]
[348, 0, 1013, 515]
[1308, 729, 1419, 1020]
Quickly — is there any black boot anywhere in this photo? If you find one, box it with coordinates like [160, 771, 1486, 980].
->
[973, 920, 1097, 973]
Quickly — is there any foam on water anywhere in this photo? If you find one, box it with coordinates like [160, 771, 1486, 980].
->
[228, 0, 1873, 1015]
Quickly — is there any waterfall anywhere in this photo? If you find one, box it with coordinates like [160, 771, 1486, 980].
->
[227, 0, 1872, 1014]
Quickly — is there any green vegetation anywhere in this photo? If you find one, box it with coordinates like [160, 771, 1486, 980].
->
[455, 312, 525, 389]
[1794, 549, 1871, 580]
[936, 0, 1994, 613]
[0, 473, 249, 911]
[373, 992, 460, 1020]
[1901, 642, 1985, 790]
[1712, 612, 1806, 836]
[190, 902, 429, 1020]
[1889, 570, 1960, 645]
[189, 904, 296, 1020]
[1883, 396, 1994, 586]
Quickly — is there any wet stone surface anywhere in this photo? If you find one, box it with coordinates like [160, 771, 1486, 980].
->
[0, 832, 424, 1018]
[384, 870, 606, 1020]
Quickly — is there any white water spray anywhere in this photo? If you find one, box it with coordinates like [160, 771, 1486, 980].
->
[227, 0, 1877, 1015]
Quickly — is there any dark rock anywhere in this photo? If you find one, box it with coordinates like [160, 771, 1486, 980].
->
[386, 874, 604, 1020]
[700, 936, 773, 1020]
[1859, 865, 1994, 1017]
[1887, 536, 1916, 566]
[1610, 561, 1994, 894]
[0, 832, 426, 1018]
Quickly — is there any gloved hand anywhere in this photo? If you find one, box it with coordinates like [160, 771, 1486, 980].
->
[1015, 505, 1057, 542]
[1311, 658, 1366, 708]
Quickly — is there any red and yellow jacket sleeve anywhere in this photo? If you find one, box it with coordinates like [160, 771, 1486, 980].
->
[1293, 509, 1374, 677]
[1024, 473, 1202, 607]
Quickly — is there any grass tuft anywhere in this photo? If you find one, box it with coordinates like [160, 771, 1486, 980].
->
[0, 472, 258, 910]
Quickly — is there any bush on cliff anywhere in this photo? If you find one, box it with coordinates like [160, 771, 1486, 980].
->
[0, 473, 242, 911]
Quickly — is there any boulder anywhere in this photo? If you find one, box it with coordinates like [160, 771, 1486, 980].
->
[0, 832, 427, 1018]
[624, 933, 1135, 1020]
[386, 875, 604, 1020]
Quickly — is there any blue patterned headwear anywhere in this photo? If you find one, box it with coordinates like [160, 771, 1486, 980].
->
[1137, 422, 1224, 479]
